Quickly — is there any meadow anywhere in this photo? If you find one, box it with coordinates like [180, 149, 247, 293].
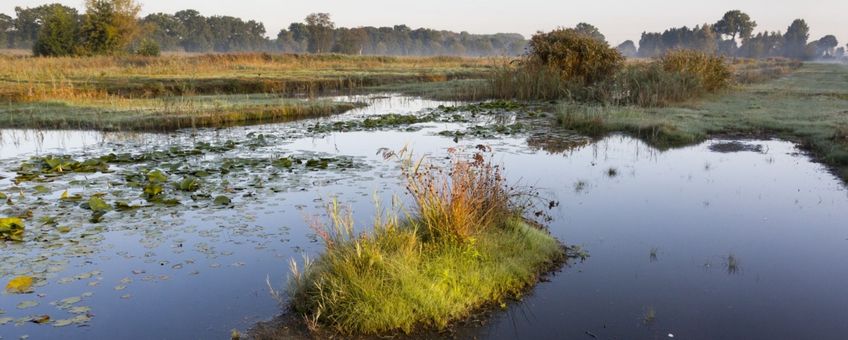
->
[0, 53, 494, 130]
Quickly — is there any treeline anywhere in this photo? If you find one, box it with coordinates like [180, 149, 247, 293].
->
[0, 1, 526, 56]
[2, 3, 844, 60]
[617, 10, 845, 60]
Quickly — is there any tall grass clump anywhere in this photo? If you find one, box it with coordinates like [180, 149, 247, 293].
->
[490, 28, 624, 100]
[599, 50, 732, 106]
[285, 148, 565, 335]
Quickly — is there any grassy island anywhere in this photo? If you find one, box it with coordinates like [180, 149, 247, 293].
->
[283, 148, 566, 335]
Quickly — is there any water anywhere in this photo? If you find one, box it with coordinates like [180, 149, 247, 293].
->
[1, 95, 847, 339]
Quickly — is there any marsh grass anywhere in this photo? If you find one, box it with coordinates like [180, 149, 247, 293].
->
[0, 53, 493, 102]
[552, 63, 848, 181]
[286, 149, 564, 335]
[0, 96, 361, 131]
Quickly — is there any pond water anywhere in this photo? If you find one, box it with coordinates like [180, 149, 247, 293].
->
[1, 95, 847, 339]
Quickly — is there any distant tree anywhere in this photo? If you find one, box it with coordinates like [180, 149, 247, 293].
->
[175, 9, 211, 52]
[78, 0, 142, 55]
[638, 32, 664, 57]
[334, 27, 368, 54]
[0, 13, 12, 48]
[573, 22, 606, 44]
[32, 5, 78, 56]
[141, 13, 184, 50]
[615, 40, 637, 57]
[816, 35, 838, 57]
[835, 47, 845, 58]
[714, 10, 756, 42]
[12, 4, 78, 48]
[305, 13, 334, 53]
[783, 19, 810, 59]
[690, 24, 718, 54]
[716, 38, 737, 56]
[739, 31, 783, 58]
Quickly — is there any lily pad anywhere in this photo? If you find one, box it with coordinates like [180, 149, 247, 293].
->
[6, 275, 34, 294]
[0, 217, 25, 242]
[87, 196, 111, 212]
[17, 300, 38, 309]
[213, 196, 232, 206]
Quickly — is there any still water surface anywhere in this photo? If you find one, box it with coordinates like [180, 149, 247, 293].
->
[1, 95, 846, 339]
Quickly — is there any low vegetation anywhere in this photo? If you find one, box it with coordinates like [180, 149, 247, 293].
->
[284, 148, 565, 335]
[0, 53, 492, 130]
[555, 63, 848, 181]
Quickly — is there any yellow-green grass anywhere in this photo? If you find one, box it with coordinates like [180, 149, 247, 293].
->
[0, 95, 361, 131]
[555, 63, 848, 180]
[287, 150, 565, 335]
[289, 213, 562, 335]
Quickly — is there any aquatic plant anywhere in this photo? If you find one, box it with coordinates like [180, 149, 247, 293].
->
[0, 217, 25, 242]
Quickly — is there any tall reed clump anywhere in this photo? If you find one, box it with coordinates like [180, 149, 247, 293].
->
[489, 28, 624, 100]
[285, 148, 564, 335]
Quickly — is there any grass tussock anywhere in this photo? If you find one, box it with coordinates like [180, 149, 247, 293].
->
[285, 148, 564, 335]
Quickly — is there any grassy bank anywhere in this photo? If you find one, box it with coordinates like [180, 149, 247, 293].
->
[0, 95, 361, 131]
[282, 149, 565, 335]
[0, 53, 493, 101]
[0, 53, 493, 131]
[555, 63, 848, 180]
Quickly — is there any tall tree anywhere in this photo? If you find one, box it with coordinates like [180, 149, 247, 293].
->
[175, 9, 211, 52]
[816, 35, 838, 57]
[714, 10, 756, 42]
[615, 40, 637, 57]
[783, 19, 810, 59]
[32, 5, 78, 56]
[78, 0, 142, 55]
[573, 22, 606, 44]
[13, 4, 78, 48]
[141, 13, 184, 51]
[0, 13, 12, 48]
[305, 13, 334, 53]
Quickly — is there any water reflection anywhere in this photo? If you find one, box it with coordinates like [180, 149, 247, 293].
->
[1, 96, 847, 339]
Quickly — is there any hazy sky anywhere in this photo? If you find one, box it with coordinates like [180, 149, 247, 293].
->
[4, 0, 847, 46]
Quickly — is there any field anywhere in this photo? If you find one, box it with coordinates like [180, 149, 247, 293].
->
[0, 53, 494, 131]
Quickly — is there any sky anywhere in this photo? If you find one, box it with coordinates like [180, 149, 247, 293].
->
[4, 0, 847, 47]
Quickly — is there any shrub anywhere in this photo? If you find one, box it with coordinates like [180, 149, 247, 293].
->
[488, 28, 624, 100]
[527, 28, 624, 85]
[135, 39, 161, 57]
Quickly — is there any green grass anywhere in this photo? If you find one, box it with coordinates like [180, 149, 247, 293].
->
[0, 95, 362, 131]
[555, 63, 848, 181]
[289, 215, 562, 335]
[286, 150, 565, 335]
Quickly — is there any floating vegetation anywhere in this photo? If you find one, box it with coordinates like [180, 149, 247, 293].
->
[0, 217, 24, 241]
[709, 141, 766, 153]
[643, 306, 657, 325]
[726, 254, 740, 274]
[5, 276, 34, 294]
